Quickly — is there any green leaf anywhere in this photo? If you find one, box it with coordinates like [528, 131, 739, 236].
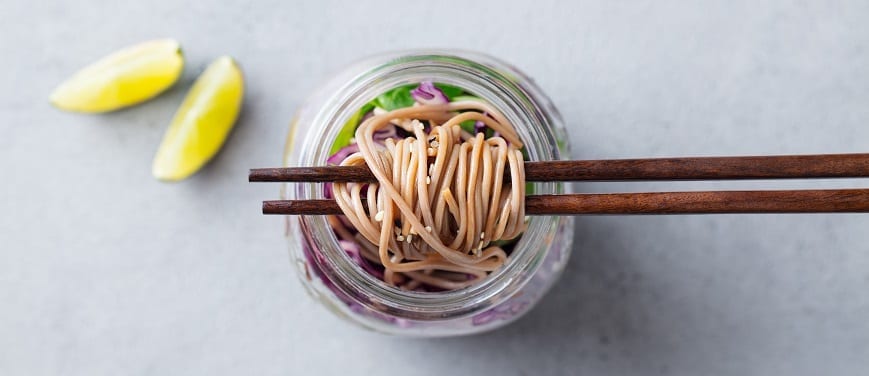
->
[375, 85, 415, 111]
[451, 95, 484, 103]
[521, 147, 533, 194]
[459, 120, 476, 133]
[329, 103, 374, 154]
[434, 83, 464, 99]
[490, 238, 517, 247]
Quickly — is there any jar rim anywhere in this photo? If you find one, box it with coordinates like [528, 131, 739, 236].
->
[291, 51, 567, 320]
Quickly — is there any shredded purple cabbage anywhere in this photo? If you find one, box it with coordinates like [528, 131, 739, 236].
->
[326, 143, 358, 165]
[323, 182, 333, 199]
[339, 240, 383, 279]
[372, 123, 397, 141]
[472, 300, 530, 326]
[410, 81, 449, 105]
[302, 244, 407, 326]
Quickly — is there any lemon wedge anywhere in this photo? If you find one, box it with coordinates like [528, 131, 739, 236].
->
[151, 56, 244, 182]
[49, 39, 184, 113]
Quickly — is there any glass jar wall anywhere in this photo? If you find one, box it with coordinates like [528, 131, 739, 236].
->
[282, 51, 573, 336]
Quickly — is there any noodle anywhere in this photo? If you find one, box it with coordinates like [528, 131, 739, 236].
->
[331, 102, 527, 290]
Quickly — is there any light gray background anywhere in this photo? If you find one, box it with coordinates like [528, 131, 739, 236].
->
[2, 1, 868, 375]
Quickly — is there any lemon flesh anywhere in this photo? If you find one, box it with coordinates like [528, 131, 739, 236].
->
[49, 39, 184, 113]
[152, 56, 244, 182]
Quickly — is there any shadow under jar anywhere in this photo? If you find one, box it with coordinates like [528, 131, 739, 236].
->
[282, 50, 573, 336]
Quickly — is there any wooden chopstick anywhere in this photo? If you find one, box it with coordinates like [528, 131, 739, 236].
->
[253, 153, 869, 216]
[262, 189, 869, 215]
[249, 153, 869, 183]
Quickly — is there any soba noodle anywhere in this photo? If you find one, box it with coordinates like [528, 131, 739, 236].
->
[331, 101, 527, 290]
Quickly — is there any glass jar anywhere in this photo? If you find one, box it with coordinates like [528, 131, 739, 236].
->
[281, 50, 573, 336]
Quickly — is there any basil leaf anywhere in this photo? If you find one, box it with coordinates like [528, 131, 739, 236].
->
[451, 95, 484, 103]
[375, 85, 415, 110]
[521, 147, 533, 194]
[434, 83, 464, 99]
[329, 103, 374, 154]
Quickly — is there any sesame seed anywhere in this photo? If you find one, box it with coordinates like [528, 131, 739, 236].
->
[425, 176, 431, 185]
[406, 234, 413, 243]
[374, 211, 384, 222]
[425, 226, 432, 232]
[480, 232, 485, 239]
[396, 235, 405, 242]
[431, 141, 439, 148]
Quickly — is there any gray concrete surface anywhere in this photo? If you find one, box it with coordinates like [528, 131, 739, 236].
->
[2, 0, 869, 375]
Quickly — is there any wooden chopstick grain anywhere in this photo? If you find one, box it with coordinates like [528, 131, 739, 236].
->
[263, 189, 869, 215]
[249, 153, 869, 183]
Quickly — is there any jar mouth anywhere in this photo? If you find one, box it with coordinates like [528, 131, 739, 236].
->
[292, 51, 566, 320]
